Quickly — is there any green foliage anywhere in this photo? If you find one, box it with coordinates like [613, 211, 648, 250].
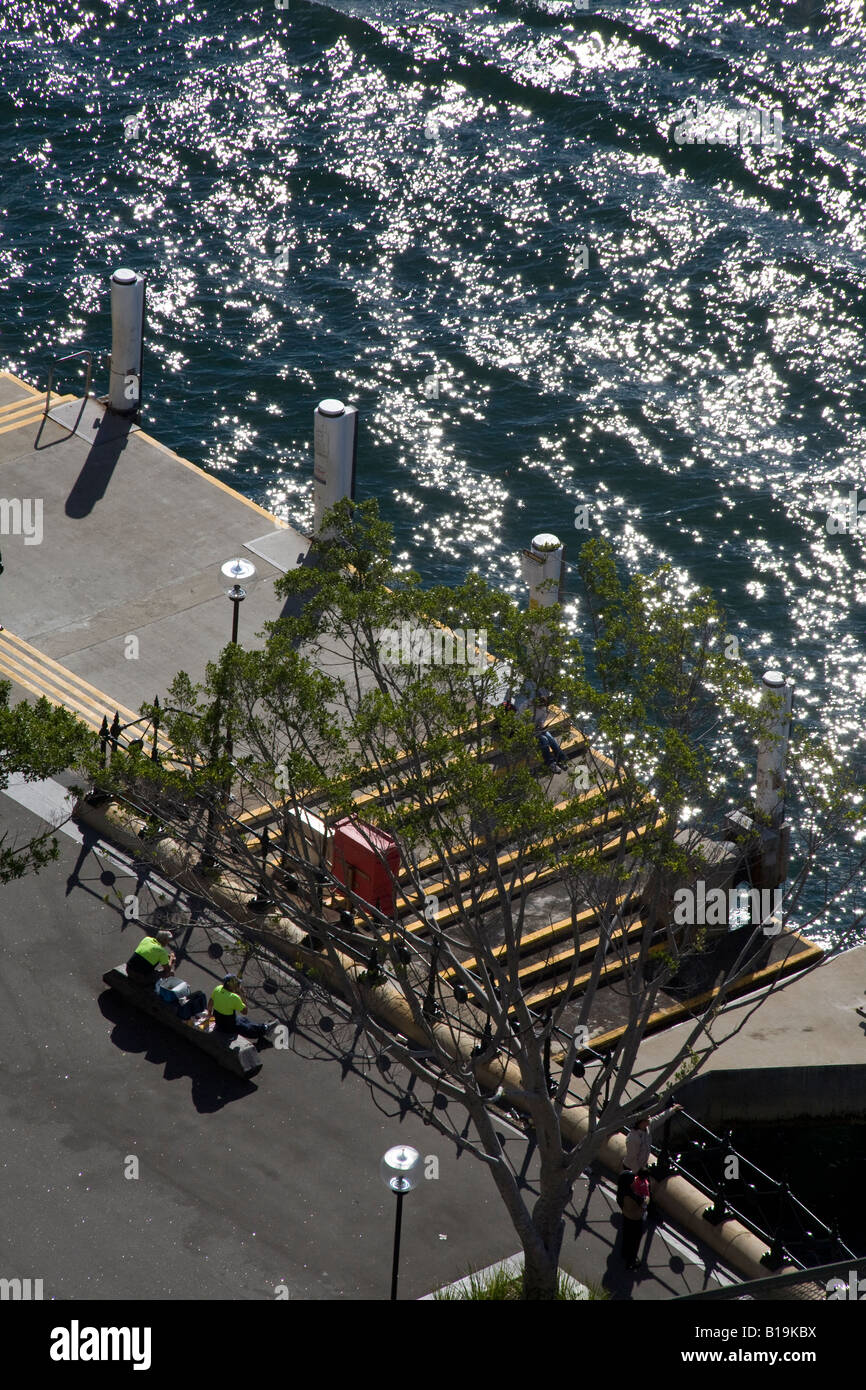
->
[674, 1049, 702, 1085]
[58, 496, 864, 1303]
[0, 683, 98, 883]
[433, 1265, 609, 1300]
[0, 687, 96, 783]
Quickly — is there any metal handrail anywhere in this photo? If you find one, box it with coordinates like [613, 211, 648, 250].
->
[655, 1111, 856, 1267]
[677, 1253, 866, 1300]
[44, 349, 94, 418]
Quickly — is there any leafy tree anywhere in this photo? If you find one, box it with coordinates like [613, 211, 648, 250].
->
[0, 685, 97, 882]
[75, 499, 865, 1299]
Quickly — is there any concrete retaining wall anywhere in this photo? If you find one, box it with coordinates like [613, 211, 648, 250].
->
[677, 1065, 866, 1125]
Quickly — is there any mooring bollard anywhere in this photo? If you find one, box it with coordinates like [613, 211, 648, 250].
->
[521, 532, 564, 610]
[312, 398, 358, 535]
[108, 268, 145, 415]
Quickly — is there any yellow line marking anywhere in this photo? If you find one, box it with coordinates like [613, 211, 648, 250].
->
[136, 427, 290, 529]
[0, 406, 51, 435]
[522, 932, 647, 1007]
[0, 396, 47, 420]
[0, 396, 74, 435]
[0, 632, 172, 750]
[0, 630, 143, 721]
[0, 655, 106, 731]
[395, 794, 647, 911]
[388, 823, 649, 938]
[0, 649, 129, 726]
[579, 939, 824, 1053]
[443, 891, 641, 978]
[0, 371, 42, 398]
[238, 714, 578, 827]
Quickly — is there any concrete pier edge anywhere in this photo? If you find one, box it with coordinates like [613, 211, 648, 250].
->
[77, 795, 808, 1291]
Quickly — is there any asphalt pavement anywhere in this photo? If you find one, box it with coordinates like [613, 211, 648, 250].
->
[0, 786, 738, 1302]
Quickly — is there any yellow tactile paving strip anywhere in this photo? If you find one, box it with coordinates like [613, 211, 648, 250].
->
[0, 391, 75, 433]
[0, 626, 173, 757]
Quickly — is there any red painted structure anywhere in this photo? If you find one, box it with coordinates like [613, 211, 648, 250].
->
[331, 816, 401, 918]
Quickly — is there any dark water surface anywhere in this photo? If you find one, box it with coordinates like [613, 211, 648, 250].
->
[1, 0, 865, 940]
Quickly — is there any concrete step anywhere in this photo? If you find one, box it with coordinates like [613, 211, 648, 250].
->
[0, 394, 44, 419]
[0, 393, 75, 433]
[0, 626, 173, 755]
[395, 758, 635, 885]
[519, 915, 655, 1007]
[389, 821, 651, 936]
[393, 794, 650, 917]
[441, 891, 644, 978]
[237, 708, 581, 828]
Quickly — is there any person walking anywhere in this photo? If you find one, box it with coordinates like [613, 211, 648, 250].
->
[620, 1174, 650, 1270]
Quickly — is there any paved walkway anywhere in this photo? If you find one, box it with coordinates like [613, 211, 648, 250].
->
[0, 371, 309, 721]
[632, 944, 866, 1123]
[0, 780, 740, 1299]
[0, 371, 747, 1297]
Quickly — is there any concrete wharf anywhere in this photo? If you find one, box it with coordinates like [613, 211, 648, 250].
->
[0, 368, 820, 1039]
[631, 943, 866, 1125]
[0, 365, 853, 1289]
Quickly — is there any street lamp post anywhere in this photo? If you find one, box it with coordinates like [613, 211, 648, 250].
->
[220, 558, 256, 646]
[227, 584, 245, 645]
[219, 559, 256, 777]
[380, 1145, 422, 1301]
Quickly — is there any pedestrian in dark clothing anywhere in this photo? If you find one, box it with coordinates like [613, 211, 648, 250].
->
[620, 1175, 650, 1270]
[536, 726, 567, 771]
[516, 692, 568, 771]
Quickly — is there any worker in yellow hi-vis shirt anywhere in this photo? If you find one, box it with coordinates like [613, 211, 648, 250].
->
[207, 974, 278, 1040]
[126, 930, 176, 987]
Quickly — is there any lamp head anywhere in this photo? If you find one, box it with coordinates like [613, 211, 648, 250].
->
[381, 1145, 422, 1194]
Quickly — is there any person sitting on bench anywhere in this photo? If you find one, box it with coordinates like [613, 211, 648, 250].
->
[126, 930, 176, 987]
[530, 698, 568, 772]
[207, 975, 278, 1040]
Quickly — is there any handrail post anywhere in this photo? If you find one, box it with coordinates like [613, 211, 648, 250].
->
[44, 349, 95, 420]
[655, 1112, 675, 1180]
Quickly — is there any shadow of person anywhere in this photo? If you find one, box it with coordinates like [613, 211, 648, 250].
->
[601, 1218, 638, 1299]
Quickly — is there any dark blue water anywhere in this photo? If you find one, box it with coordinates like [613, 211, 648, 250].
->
[1, 0, 865, 940]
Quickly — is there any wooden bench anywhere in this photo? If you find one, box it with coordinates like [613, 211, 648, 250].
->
[102, 965, 263, 1078]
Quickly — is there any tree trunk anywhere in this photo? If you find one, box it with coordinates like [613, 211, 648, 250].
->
[521, 1181, 571, 1300]
[521, 1237, 561, 1301]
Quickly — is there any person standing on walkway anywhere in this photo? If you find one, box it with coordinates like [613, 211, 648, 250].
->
[620, 1174, 650, 1271]
[624, 1102, 682, 1175]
